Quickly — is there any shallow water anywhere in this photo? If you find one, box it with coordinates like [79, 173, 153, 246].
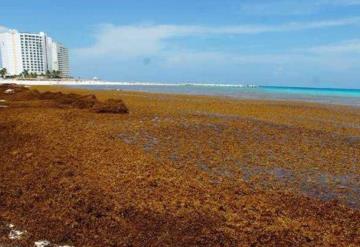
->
[70, 84, 360, 106]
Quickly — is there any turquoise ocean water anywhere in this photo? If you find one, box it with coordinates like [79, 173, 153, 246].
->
[73, 83, 360, 106]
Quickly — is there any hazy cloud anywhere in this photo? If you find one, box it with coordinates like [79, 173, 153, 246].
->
[75, 17, 360, 58]
[239, 0, 360, 16]
[323, 0, 360, 5]
[72, 18, 360, 86]
[306, 39, 360, 53]
[0, 25, 9, 33]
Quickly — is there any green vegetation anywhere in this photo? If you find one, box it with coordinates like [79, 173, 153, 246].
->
[46, 70, 61, 78]
[0, 68, 7, 78]
[0, 69, 62, 79]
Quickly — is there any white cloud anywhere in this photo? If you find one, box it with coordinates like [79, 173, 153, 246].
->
[75, 17, 360, 58]
[323, 0, 360, 5]
[306, 39, 360, 53]
[158, 49, 359, 87]
[76, 24, 178, 57]
[239, 0, 360, 16]
[0, 25, 9, 33]
[72, 19, 360, 86]
[239, 1, 318, 16]
[163, 50, 346, 70]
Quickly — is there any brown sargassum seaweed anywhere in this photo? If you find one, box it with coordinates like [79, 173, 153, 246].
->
[0, 85, 359, 246]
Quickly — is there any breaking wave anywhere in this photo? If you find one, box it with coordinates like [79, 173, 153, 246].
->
[105, 82, 256, 87]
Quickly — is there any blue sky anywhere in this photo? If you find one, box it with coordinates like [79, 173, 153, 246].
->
[1, 0, 360, 88]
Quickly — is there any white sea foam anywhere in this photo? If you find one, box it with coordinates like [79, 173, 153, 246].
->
[0, 79, 252, 88]
[107, 82, 246, 87]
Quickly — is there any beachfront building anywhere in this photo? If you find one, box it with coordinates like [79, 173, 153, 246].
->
[55, 43, 70, 77]
[0, 29, 70, 77]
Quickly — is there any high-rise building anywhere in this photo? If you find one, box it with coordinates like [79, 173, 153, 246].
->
[0, 29, 70, 77]
[54, 42, 70, 77]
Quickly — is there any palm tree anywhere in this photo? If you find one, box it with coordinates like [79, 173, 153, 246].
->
[22, 69, 29, 78]
[0, 68, 7, 78]
[46, 70, 51, 78]
[52, 70, 61, 78]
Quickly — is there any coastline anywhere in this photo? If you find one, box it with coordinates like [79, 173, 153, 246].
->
[1, 83, 359, 245]
[0, 79, 114, 86]
[1, 79, 359, 107]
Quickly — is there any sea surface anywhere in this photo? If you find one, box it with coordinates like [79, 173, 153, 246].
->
[71, 83, 360, 106]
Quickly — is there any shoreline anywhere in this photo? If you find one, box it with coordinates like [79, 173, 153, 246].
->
[75, 86, 360, 109]
[1, 79, 359, 107]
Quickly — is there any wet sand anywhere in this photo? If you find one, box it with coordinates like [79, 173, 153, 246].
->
[1, 85, 359, 246]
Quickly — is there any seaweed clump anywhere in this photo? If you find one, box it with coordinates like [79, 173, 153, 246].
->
[0, 84, 128, 113]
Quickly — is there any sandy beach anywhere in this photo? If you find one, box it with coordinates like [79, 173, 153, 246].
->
[0, 84, 359, 246]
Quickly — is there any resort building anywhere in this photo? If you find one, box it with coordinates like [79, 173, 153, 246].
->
[0, 29, 70, 77]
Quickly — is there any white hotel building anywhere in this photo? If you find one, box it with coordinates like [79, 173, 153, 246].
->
[0, 29, 70, 77]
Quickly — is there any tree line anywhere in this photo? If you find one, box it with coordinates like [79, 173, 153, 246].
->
[0, 68, 62, 79]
